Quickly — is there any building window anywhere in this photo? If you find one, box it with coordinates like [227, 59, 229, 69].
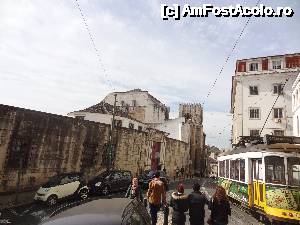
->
[249, 63, 258, 71]
[273, 108, 283, 119]
[272, 60, 281, 70]
[250, 129, 260, 136]
[113, 120, 122, 127]
[273, 84, 283, 95]
[249, 86, 258, 95]
[129, 123, 134, 129]
[138, 126, 143, 131]
[272, 60, 282, 69]
[273, 130, 284, 136]
[132, 100, 137, 107]
[249, 108, 260, 119]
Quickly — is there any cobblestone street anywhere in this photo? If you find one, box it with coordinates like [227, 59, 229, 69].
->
[155, 178, 264, 225]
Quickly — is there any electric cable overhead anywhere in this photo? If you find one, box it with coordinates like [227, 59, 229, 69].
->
[75, 0, 114, 91]
[202, 0, 261, 106]
[259, 76, 291, 136]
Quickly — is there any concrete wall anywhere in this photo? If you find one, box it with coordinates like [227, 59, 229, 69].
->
[0, 104, 110, 193]
[0, 104, 189, 193]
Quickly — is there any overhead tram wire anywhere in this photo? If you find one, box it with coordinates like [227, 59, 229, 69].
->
[74, 0, 114, 91]
[202, 0, 262, 107]
[259, 75, 292, 136]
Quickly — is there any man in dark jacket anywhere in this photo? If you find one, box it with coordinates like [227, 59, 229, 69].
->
[187, 182, 209, 225]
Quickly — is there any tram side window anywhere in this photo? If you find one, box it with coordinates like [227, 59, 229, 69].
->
[240, 159, 245, 182]
[265, 156, 285, 184]
[225, 160, 229, 178]
[235, 160, 240, 180]
[230, 160, 235, 179]
[288, 157, 300, 186]
[219, 161, 225, 177]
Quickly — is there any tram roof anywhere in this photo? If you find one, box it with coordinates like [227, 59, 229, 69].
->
[221, 143, 300, 156]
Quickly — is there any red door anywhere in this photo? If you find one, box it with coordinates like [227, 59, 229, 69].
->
[151, 142, 161, 171]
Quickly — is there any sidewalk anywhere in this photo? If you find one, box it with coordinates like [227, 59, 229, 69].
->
[0, 190, 36, 210]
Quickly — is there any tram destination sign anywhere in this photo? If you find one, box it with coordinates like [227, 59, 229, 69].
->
[264, 135, 300, 145]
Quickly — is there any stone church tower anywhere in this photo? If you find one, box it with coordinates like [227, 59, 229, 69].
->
[179, 103, 205, 176]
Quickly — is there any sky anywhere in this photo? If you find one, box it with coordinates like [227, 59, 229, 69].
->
[0, 0, 299, 148]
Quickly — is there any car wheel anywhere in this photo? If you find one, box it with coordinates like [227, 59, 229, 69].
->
[79, 188, 89, 200]
[47, 195, 58, 206]
[102, 186, 110, 196]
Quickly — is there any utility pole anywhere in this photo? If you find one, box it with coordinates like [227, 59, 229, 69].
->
[108, 94, 117, 171]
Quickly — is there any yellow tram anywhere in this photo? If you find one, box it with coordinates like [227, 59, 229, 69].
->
[217, 135, 300, 224]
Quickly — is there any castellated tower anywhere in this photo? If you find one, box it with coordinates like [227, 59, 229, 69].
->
[179, 103, 205, 176]
[179, 103, 203, 125]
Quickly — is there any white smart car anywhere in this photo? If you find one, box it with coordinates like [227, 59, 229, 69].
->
[34, 172, 89, 206]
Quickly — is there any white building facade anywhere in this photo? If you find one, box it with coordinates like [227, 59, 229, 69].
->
[231, 53, 300, 145]
[154, 117, 191, 143]
[103, 89, 169, 125]
[292, 72, 300, 136]
[67, 111, 147, 131]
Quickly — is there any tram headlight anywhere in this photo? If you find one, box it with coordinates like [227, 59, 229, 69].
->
[282, 212, 287, 216]
[288, 213, 294, 217]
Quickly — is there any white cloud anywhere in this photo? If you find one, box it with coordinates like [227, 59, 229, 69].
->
[0, 0, 299, 148]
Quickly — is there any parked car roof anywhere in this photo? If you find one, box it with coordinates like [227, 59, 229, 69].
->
[41, 198, 132, 225]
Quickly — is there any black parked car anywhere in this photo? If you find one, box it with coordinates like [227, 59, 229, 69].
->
[41, 198, 151, 225]
[138, 170, 169, 190]
[89, 170, 132, 195]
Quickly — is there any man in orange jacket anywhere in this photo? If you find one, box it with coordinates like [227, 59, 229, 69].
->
[147, 171, 167, 225]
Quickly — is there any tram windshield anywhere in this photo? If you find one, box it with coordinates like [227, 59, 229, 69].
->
[288, 157, 300, 186]
[265, 156, 286, 184]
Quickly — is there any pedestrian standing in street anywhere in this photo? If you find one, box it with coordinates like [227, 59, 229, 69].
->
[180, 167, 185, 179]
[208, 186, 231, 225]
[175, 167, 180, 180]
[147, 171, 167, 225]
[170, 183, 189, 225]
[125, 177, 143, 202]
[188, 182, 209, 225]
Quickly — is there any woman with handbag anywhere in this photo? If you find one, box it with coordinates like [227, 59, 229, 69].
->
[208, 186, 231, 225]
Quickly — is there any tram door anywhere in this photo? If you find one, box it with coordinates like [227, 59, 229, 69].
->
[252, 159, 265, 208]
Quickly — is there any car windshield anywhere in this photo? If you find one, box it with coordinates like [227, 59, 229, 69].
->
[42, 176, 63, 187]
[97, 171, 110, 179]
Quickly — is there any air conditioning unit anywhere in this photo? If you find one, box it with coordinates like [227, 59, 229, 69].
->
[275, 118, 282, 123]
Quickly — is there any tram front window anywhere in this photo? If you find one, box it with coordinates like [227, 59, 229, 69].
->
[288, 157, 300, 186]
[265, 156, 286, 184]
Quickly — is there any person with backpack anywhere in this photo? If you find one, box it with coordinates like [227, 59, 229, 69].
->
[209, 186, 231, 225]
[147, 171, 166, 225]
[170, 183, 189, 225]
[187, 182, 209, 225]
